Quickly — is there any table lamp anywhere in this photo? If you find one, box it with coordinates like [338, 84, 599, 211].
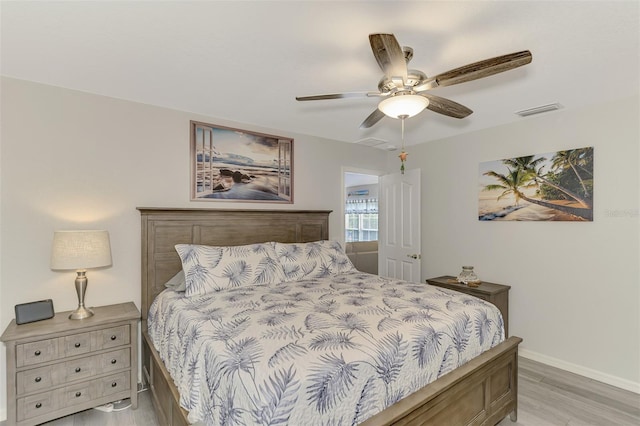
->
[50, 230, 112, 319]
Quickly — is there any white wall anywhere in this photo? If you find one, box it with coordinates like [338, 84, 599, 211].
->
[401, 95, 639, 392]
[0, 77, 389, 420]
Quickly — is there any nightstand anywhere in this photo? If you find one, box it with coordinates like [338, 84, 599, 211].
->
[1, 302, 140, 426]
[426, 276, 511, 337]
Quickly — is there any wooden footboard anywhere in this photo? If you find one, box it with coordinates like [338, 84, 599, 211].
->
[143, 327, 521, 426]
[361, 336, 522, 426]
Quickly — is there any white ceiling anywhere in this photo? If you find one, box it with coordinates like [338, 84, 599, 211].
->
[1, 1, 638, 148]
[345, 172, 379, 188]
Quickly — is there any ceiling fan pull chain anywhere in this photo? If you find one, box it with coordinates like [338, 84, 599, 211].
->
[399, 116, 408, 174]
[401, 117, 405, 151]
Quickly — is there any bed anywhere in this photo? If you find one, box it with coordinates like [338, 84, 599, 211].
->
[138, 208, 521, 425]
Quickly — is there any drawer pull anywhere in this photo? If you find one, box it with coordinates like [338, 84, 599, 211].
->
[35, 403, 42, 409]
[110, 335, 117, 341]
[75, 367, 81, 373]
[35, 377, 42, 383]
[111, 382, 117, 388]
[34, 350, 41, 356]
[75, 391, 82, 397]
[111, 359, 117, 364]
[75, 342, 81, 348]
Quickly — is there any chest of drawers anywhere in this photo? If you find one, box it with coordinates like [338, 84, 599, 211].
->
[1, 302, 140, 426]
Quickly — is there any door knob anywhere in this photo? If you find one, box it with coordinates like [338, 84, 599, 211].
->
[407, 254, 421, 260]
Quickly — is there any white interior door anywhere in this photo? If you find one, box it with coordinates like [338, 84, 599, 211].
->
[378, 168, 421, 281]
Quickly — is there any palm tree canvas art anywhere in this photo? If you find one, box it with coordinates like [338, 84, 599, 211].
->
[479, 147, 593, 221]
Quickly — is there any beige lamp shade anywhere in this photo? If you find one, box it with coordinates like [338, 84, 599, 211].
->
[50, 230, 112, 270]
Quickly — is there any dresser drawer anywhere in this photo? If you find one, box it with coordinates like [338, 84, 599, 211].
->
[17, 370, 132, 422]
[96, 325, 130, 350]
[16, 348, 129, 399]
[62, 355, 97, 383]
[16, 364, 57, 396]
[16, 389, 57, 422]
[17, 325, 129, 369]
[97, 371, 131, 398]
[60, 380, 93, 408]
[100, 348, 131, 373]
[62, 331, 92, 357]
[17, 339, 59, 367]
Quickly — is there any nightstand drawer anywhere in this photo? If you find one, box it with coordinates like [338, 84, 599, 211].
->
[16, 389, 57, 422]
[18, 357, 96, 396]
[17, 364, 56, 395]
[16, 347, 129, 398]
[17, 339, 60, 367]
[16, 370, 132, 422]
[60, 380, 92, 408]
[96, 325, 130, 350]
[62, 331, 92, 357]
[100, 348, 130, 373]
[98, 371, 131, 398]
[62, 355, 96, 383]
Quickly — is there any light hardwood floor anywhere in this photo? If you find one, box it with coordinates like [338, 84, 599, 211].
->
[497, 358, 639, 426]
[32, 357, 639, 426]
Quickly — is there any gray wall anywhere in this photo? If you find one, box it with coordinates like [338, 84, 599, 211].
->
[395, 95, 639, 392]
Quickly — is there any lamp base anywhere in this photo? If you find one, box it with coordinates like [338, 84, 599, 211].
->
[69, 306, 94, 320]
[70, 271, 94, 320]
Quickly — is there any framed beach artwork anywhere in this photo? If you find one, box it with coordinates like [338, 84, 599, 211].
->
[479, 147, 593, 221]
[190, 121, 293, 203]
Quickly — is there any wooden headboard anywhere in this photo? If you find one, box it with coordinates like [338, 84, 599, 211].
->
[138, 208, 331, 321]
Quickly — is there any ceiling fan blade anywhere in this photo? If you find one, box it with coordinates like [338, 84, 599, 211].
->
[296, 92, 382, 101]
[420, 94, 473, 119]
[369, 33, 408, 83]
[359, 108, 386, 129]
[415, 50, 532, 91]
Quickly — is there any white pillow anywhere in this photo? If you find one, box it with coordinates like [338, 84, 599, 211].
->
[164, 270, 186, 292]
[274, 240, 356, 281]
[175, 243, 286, 296]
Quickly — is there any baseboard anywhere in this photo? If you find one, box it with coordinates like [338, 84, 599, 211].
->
[519, 348, 640, 394]
[0, 408, 6, 424]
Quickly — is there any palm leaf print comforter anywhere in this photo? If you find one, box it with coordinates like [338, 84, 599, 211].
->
[148, 272, 505, 425]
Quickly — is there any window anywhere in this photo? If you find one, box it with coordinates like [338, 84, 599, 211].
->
[345, 198, 378, 242]
[194, 126, 215, 193]
[278, 140, 292, 200]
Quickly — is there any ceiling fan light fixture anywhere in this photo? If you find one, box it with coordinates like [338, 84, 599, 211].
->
[378, 94, 429, 119]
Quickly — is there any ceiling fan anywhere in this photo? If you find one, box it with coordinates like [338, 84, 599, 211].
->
[296, 33, 532, 128]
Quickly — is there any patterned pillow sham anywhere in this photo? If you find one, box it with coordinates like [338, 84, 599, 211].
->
[273, 240, 356, 281]
[175, 243, 286, 296]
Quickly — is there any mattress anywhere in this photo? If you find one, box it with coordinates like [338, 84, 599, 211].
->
[148, 272, 505, 425]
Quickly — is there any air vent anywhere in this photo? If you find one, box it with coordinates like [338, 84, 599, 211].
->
[515, 103, 562, 117]
[354, 137, 397, 151]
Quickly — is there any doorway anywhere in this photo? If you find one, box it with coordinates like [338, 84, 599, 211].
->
[344, 171, 380, 274]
